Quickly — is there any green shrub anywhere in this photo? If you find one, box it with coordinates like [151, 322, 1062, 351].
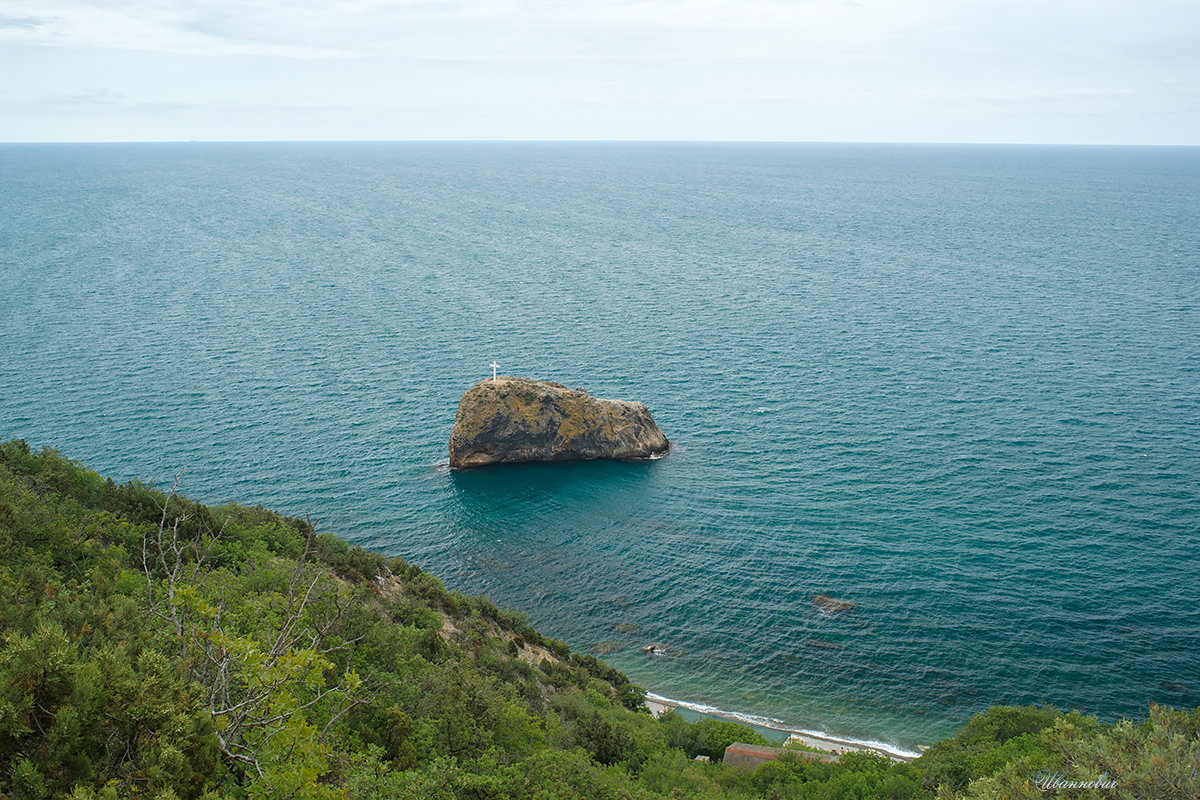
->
[4, 440, 1196, 800]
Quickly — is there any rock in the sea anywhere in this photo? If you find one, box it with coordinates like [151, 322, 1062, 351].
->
[449, 376, 670, 469]
[803, 638, 844, 651]
[812, 594, 857, 614]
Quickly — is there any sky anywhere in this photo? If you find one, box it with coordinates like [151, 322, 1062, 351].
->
[1, 0, 1197, 144]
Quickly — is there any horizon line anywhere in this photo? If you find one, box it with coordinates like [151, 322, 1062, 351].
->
[2, 138, 1198, 148]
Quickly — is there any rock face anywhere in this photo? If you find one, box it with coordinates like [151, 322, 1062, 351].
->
[448, 376, 670, 469]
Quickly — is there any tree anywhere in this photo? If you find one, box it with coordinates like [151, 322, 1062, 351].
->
[142, 477, 369, 795]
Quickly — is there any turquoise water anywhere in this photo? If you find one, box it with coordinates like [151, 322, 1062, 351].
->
[2, 142, 1198, 753]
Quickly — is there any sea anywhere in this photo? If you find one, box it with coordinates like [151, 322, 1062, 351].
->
[2, 141, 1198, 756]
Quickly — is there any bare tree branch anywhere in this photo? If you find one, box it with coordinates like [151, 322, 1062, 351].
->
[140, 489, 367, 784]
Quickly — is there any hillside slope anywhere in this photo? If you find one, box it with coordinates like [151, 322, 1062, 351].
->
[0, 441, 1194, 800]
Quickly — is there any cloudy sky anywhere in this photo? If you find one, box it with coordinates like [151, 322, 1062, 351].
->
[1, 0, 1197, 143]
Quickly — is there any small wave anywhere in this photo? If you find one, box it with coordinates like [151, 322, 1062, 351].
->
[646, 692, 784, 726]
[643, 692, 923, 761]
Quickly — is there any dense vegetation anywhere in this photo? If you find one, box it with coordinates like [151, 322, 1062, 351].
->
[0, 441, 1195, 799]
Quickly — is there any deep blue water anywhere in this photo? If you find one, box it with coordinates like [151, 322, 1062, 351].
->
[2, 142, 1198, 753]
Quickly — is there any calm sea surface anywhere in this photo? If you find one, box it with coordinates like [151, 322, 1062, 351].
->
[2, 142, 1198, 753]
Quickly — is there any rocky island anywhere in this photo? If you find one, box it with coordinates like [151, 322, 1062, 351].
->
[449, 376, 670, 468]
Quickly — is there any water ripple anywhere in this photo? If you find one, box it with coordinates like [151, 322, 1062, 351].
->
[2, 142, 1198, 752]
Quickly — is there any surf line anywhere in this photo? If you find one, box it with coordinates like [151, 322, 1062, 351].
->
[642, 692, 923, 761]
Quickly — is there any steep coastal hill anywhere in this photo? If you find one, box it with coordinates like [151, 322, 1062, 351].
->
[0, 440, 1194, 799]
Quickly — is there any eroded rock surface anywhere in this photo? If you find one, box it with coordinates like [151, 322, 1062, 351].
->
[449, 376, 670, 469]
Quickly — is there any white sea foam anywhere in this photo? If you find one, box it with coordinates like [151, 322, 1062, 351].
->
[643, 692, 923, 761]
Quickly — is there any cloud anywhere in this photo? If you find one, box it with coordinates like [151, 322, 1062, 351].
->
[974, 88, 1139, 106]
[19, 87, 199, 115]
[2, 0, 1197, 143]
[4, 0, 1198, 64]
[0, 13, 47, 29]
[47, 87, 128, 108]
[1, 0, 1195, 86]
[0, 0, 344, 57]
[0, 0, 983, 62]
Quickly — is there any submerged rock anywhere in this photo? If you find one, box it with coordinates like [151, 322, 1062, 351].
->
[803, 638, 844, 651]
[448, 376, 670, 469]
[812, 594, 858, 614]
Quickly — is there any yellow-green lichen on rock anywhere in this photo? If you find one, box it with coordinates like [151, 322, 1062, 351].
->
[448, 376, 670, 468]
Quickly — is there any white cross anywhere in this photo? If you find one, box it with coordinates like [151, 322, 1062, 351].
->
[490, 361, 500, 382]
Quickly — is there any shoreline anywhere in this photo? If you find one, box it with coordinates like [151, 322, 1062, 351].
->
[642, 692, 924, 762]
